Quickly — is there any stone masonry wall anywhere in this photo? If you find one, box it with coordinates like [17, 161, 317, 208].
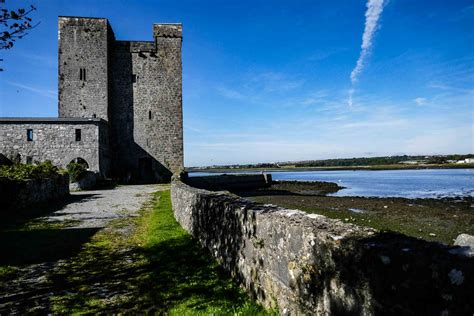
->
[171, 180, 474, 315]
[0, 120, 109, 175]
[58, 17, 112, 121]
[110, 23, 183, 182]
[187, 174, 272, 191]
[0, 174, 69, 210]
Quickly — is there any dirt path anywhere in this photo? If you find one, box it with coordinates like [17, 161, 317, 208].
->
[43, 184, 160, 228]
[0, 184, 165, 314]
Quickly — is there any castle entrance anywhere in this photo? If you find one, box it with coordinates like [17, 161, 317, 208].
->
[138, 157, 153, 183]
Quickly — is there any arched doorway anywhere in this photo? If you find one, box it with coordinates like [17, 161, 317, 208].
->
[69, 157, 89, 170]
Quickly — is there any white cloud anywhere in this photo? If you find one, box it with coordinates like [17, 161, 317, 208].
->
[348, 88, 355, 107]
[350, 0, 385, 84]
[414, 97, 427, 106]
[348, 0, 385, 106]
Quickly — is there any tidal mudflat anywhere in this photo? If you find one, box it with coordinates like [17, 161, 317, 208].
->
[235, 181, 473, 245]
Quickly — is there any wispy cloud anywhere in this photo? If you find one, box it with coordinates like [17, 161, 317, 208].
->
[20, 52, 56, 68]
[6, 81, 57, 99]
[216, 87, 245, 100]
[350, 0, 385, 84]
[348, 0, 385, 106]
[413, 97, 427, 106]
[216, 70, 304, 105]
[249, 72, 304, 93]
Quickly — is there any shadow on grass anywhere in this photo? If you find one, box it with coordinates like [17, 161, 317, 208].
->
[0, 193, 99, 230]
[137, 236, 251, 313]
[42, 229, 263, 314]
[0, 190, 267, 315]
[0, 228, 100, 265]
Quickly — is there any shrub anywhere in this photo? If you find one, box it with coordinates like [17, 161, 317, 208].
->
[0, 161, 60, 180]
[67, 162, 88, 182]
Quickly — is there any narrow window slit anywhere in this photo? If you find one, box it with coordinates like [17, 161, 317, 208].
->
[27, 129, 33, 141]
[75, 129, 81, 141]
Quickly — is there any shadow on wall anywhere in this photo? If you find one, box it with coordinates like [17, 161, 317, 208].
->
[110, 42, 172, 184]
[172, 180, 474, 315]
[0, 153, 13, 166]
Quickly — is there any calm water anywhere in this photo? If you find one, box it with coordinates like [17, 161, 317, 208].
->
[190, 169, 474, 199]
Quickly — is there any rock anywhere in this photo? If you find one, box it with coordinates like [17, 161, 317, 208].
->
[450, 233, 474, 257]
[454, 233, 474, 247]
[69, 171, 99, 191]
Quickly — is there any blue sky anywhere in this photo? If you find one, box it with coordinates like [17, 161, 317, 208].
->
[0, 0, 473, 166]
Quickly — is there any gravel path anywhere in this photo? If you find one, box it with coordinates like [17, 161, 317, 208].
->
[42, 184, 161, 228]
[0, 184, 166, 314]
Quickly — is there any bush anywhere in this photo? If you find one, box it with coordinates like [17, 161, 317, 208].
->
[0, 161, 61, 180]
[67, 162, 88, 182]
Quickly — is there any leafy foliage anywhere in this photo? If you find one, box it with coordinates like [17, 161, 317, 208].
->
[0, 3, 39, 71]
[0, 161, 61, 180]
[66, 162, 88, 183]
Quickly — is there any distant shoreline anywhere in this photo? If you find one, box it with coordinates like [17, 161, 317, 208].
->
[188, 163, 474, 173]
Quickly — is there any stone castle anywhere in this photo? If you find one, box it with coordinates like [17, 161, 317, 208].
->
[0, 17, 183, 182]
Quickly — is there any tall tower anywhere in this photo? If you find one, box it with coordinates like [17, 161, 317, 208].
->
[58, 17, 113, 121]
[110, 23, 183, 182]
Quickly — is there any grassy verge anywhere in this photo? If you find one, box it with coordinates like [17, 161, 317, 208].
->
[44, 190, 271, 314]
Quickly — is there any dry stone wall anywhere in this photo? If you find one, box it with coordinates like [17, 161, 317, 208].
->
[186, 174, 272, 191]
[171, 180, 474, 315]
[0, 174, 69, 210]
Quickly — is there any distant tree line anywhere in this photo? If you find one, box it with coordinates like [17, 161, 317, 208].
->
[286, 155, 474, 168]
[195, 154, 474, 170]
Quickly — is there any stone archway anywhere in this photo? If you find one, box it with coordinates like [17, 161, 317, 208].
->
[68, 157, 90, 170]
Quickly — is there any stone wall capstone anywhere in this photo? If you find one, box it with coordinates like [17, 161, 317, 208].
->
[171, 180, 474, 315]
[186, 174, 272, 191]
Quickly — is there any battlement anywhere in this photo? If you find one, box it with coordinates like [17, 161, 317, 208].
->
[153, 23, 182, 38]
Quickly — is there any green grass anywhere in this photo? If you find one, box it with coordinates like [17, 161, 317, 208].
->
[0, 189, 273, 314]
[141, 190, 272, 315]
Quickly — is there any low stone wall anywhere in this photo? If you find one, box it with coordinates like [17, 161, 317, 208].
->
[0, 174, 69, 210]
[186, 174, 272, 191]
[69, 171, 99, 191]
[171, 180, 474, 315]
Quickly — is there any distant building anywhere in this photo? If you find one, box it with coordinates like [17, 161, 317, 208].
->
[400, 160, 420, 165]
[0, 17, 183, 183]
[457, 158, 474, 164]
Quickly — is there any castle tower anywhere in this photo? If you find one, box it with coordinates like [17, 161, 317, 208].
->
[109, 23, 183, 182]
[56, 17, 183, 182]
[58, 17, 114, 121]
